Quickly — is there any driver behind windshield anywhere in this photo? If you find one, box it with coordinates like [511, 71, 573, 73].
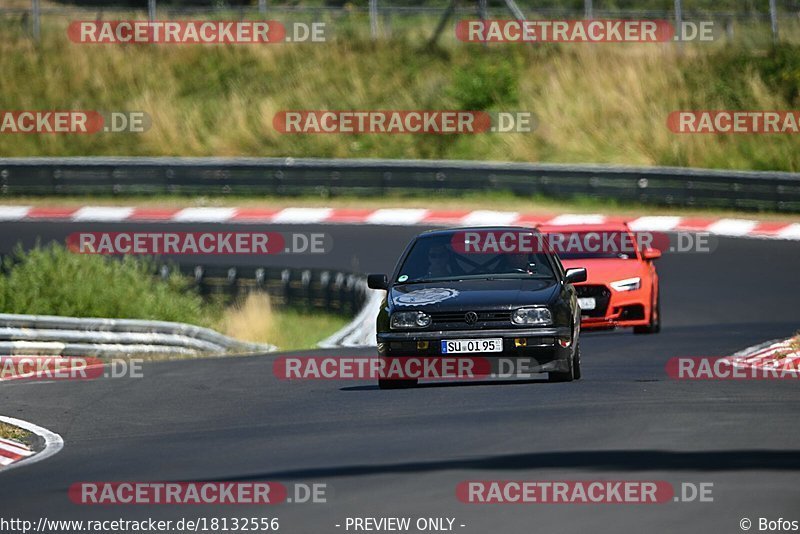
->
[426, 243, 456, 278]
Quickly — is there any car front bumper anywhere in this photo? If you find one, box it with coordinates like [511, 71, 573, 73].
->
[376, 326, 574, 375]
[578, 285, 652, 329]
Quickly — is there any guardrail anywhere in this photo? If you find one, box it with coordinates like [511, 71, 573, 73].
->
[1, 157, 798, 212]
[0, 313, 275, 357]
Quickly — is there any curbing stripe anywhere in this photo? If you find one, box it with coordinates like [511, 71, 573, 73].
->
[271, 207, 333, 223]
[726, 338, 800, 371]
[172, 207, 237, 222]
[0, 416, 63, 474]
[72, 206, 135, 222]
[0, 205, 797, 240]
[0, 206, 32, 221]
[460, 210, 519, 226]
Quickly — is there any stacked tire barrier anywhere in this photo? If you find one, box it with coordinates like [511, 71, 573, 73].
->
[168, 265, 369, 316]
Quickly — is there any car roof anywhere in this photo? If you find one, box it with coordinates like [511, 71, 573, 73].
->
[536, 222, 632, 232]
[417, 226, 542, 237]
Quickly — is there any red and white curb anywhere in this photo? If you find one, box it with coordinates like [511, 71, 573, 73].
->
[725, 338, 800, 372]
[0, 437, 33, 467]
[1, 206, 799, 240]
[0, 416, 64, 473]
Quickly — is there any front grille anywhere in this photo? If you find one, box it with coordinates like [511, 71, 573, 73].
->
[430, 310, 511, 327]
[576, 284, 611, 317]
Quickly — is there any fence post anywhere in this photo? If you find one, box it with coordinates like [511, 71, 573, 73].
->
[369, 0, 378, 40]
[584, 0, 593, 20]
[258, 0, 267, 17]
[769, 0, 779, 44]
[31, 0, 41, 42]
[148, 0, 156, 22]
[674, 0, 682, 48]
[726, 17, 734, 43]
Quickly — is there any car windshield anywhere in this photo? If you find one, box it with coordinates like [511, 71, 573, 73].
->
[396, 234, 557, 283]
[546, 231, 639, 260]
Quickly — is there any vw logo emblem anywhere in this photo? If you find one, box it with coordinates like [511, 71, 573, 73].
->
[464, 311, 478, 324]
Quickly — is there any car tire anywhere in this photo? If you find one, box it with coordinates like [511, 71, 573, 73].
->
[634, 286, 661, 335]
[549, 343, 577, 383]
[378, 379, 418, 390]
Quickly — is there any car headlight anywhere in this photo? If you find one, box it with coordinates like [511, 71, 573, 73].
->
[609, 277, 641, 292]
[511, 307, 552, 326]
[390, 311, 432, 329]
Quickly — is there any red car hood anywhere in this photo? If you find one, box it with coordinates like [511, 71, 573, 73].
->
[560, 258, 646, 285]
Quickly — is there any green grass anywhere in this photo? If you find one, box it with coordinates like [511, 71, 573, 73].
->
[270, 309, 349, 350]
[0, 18, 799, 170]
[0, 422, 31, 444]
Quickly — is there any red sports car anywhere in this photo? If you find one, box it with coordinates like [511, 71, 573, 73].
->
[536, 222, 661, 334]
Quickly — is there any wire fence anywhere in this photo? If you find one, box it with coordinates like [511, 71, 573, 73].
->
[3, 0, 800, 44]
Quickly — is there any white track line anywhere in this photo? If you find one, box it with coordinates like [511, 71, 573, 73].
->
[0, 416, 63, 474]
[272, 207, 333, 224]
[460, 210, 519, 226]
[0, 206, 32, 221]
[366, 208, 429, 225]
[776, 223, 800, 240]
[705, 218, 758, 236]
[546, 213, 607, 225]
[628, 216, 682, 231]
[172, 207, 237, 222]
[72, 207, 135, 222]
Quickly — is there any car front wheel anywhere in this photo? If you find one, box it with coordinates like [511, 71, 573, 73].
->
[549, 342, 580, 383]
[634, 286, 661, 334]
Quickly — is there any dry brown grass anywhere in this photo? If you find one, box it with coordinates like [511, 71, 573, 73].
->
[219, 292, 276, 346]
[218, 292, 349, 350]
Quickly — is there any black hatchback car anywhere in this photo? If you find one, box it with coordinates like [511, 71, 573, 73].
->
[367, 227, 587, 389]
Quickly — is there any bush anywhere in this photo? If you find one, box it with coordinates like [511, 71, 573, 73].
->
[448, 59, 519, 110]
[0, 244, 210, 325]
[695, 44, 800, 107]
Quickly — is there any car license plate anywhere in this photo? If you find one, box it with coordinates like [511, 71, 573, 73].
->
[441, 338, 503, 354]
[578, 297, 596, 310]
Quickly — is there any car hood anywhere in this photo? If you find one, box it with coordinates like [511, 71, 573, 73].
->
[388, 278, 559, 311]
[560, 258, 646, 285]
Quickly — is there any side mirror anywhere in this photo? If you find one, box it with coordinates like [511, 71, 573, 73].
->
[565, 267, 587, 284]
[367, 274, 389, 290]
[642, 248, 662, 260]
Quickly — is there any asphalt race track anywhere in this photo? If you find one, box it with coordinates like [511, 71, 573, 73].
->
[1, 222, 799, 534]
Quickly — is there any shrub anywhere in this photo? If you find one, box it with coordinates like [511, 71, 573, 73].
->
[0, 244, 210, 325]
